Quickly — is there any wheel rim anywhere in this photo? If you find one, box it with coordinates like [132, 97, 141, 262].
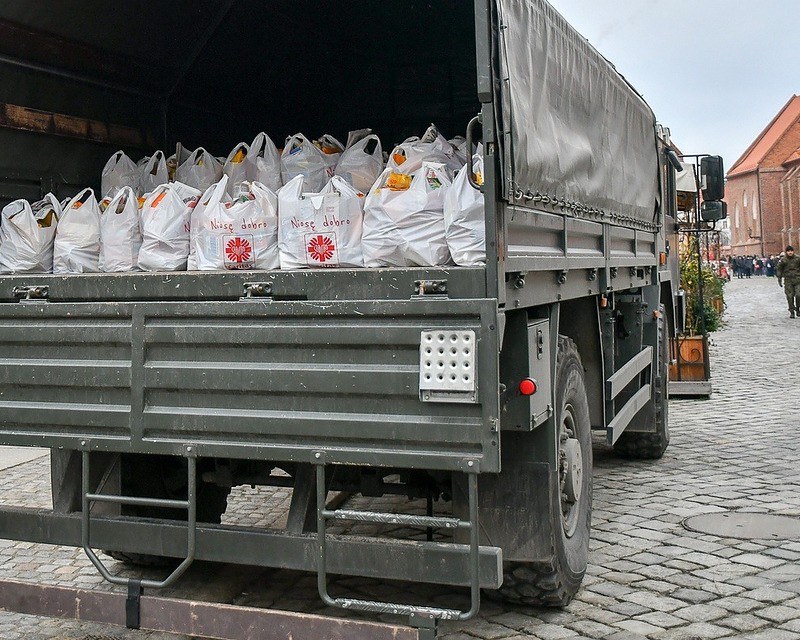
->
[559, 402, 583, 538]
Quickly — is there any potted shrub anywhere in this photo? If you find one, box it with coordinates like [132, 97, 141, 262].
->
[670, 246, 724, 382]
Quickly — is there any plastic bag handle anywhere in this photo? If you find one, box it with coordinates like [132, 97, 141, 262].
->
[465, 115, 483, 193]
[106, 186, 135, 214]
[204, 176, 229, 208]
[145, 151, 165, 173]
[251, 132, 267, 157]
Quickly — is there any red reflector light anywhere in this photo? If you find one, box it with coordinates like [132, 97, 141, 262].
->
[519, 378, 537, 396]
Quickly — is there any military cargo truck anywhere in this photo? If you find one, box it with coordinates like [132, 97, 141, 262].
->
[0, 0, 680, 636]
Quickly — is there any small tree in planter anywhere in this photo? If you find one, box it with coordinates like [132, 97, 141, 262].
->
[680, 255, 724, 336]
[671, 239, 725, 383]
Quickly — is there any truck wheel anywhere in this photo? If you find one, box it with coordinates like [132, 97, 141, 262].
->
[613, 306, 670, 459]
[106, 455, 230, 566]
[491, 336, 593, 606]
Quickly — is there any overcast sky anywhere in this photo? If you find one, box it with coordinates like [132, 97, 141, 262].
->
[547, 0, 800, 172]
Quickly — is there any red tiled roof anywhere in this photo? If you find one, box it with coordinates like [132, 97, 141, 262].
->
[727, 95, 800, 177]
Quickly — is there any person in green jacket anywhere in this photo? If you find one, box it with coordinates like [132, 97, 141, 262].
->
[777, 245, 800, 318]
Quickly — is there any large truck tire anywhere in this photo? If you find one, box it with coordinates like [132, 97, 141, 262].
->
[489, 336, 593, 606]
[613, 305, 670, 459]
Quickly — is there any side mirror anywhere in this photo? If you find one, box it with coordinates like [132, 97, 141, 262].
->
[700, 200, 727, 222]
[700, 155, 725, 201]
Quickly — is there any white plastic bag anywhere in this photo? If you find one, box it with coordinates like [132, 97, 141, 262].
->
[345, 128, 373, 149]
[99, 186, 143, 272]
[278, 175, 364, 269]
[101, 151, 139, 197]
[280, 133, 330, 192]
[316, 134, 345, 173]
[139, 151, 169, 195]
[448, 136, 469, 166]
[176, 147, 223, 191]
[223, 142, 250, 197]
[187, 183, 226, 270]
[444, 156, 486, 266]
[362, 163, 453, 267]
[246, 132, 282, 193]
[137, 182, 201, 271]
[335, 134, 384, 194]
[0, 194, 60, 273]
[191, 176, 279, 270]
[53, 188, 101, 273]
[387, 124, 463, 175]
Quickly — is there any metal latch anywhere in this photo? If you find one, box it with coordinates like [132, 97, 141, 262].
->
[413, 280, 448, 298]
[241, 282, 273, 299]
[13, 286, 49, 301]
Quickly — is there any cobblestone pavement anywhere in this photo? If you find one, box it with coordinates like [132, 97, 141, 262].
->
[0, 276, 799, 639]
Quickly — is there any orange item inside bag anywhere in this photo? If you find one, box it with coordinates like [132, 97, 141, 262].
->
[392, 152, 407, 166]
[322, 146, 340, 155]
[385, 172, 413, 191]
[474, 171, 484, 186]
[231, 148, 246, 163]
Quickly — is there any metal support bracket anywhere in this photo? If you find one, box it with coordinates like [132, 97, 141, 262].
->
[413, 280, 448, 298]
[241, 282, 273, 300]
[13, 285, 49, 301]
[126, 580, 143, 629]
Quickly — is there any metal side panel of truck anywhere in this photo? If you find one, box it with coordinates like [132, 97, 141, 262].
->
[0, 0, 679, 637]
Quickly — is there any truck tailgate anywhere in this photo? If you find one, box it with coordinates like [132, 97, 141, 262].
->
[0, 297, 500, 472]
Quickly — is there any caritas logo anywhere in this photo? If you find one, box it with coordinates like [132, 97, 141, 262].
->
[223, 235, 254, 269]
[306, 233, 339, 267]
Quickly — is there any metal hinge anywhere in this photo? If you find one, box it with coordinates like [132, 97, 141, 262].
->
[13, 285, 49, 301]
[413, 280, 448, 298]
[241, 282, 273, 300]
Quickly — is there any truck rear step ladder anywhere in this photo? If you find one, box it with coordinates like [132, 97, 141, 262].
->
[315, 462, 481, 638]
[81, 450, 198, 628]
[606, 346, 653, 444]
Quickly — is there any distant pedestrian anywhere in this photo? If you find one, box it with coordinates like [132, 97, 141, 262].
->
[766, 256, 776, 277]
[776, 245, 800, 318]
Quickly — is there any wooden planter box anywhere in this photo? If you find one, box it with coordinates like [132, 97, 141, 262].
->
[669, 334, 709, 382]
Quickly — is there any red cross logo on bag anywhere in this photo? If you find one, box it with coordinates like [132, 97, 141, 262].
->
[307, 234, 336, 263]
[225, 236, 253, 264]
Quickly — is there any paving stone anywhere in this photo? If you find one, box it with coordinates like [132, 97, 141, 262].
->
[754, 605, 800, 623]
[719, 613, 771, 632]
[633, 611, 686, 629]
[564, 619, 617, 638]
[672, 603, 728, 622]
[746, 586, 796, 603]
[613, 619, 665, 636]
[731, 553, 787, 569]
[520, 623, 575, 639]
[607, 601, 652, 617]
[624, 591, 684, 612]
[714, 595, 764, 613]
[737, 630, 800, 640]
[669, 587, 717, 603]
[651, 621, 731, 639]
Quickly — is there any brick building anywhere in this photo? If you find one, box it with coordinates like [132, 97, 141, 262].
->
[727, 95, 800, 256]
